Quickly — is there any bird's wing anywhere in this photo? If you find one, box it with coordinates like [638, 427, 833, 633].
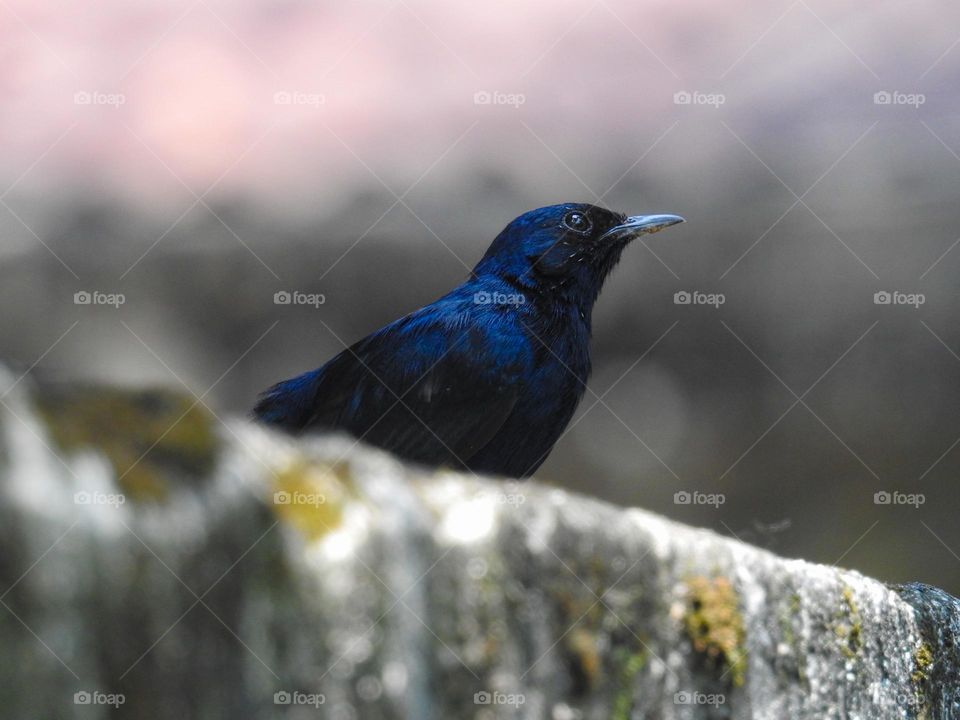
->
[260, 311, 524, 469]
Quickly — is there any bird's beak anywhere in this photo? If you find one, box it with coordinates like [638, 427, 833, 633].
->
[600, 214, 685, 241]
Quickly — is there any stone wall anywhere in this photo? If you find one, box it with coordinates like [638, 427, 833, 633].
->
[0, 368, 956, 719]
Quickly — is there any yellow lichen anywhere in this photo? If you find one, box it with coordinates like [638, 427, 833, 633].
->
[35, 385, 219, 502]
[269, 460, 348, 541]
[566, 627, 602, 690]
[912, 642, 934, 684]
[683, 575, 747, 687]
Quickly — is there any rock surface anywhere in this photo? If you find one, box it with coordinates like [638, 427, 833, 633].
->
[0, 368, 957, 719]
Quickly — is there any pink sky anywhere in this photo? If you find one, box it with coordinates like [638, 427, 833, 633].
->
[1, 0, 957, 218]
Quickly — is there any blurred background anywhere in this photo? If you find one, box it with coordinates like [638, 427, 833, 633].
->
[2, 0, 959, 594]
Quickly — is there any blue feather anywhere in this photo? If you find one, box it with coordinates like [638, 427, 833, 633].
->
[253, 202, 683, 477]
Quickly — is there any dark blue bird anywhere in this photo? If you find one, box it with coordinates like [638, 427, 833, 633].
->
[254, 203, 683, 477]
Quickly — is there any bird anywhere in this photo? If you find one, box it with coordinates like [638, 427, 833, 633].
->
[253, 203, 684, 478]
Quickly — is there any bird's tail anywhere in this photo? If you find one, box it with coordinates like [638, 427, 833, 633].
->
[252, 370, 320, 431]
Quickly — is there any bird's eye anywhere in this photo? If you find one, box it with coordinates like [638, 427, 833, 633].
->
[562, 211, 592, 234]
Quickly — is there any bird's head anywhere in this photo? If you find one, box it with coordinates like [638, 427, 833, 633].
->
[474, 202, 684, 310]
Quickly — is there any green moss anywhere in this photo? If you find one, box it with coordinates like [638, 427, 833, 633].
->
[780, 593, 802, 634]
[611, 648, 647, 720]
[779, 608, 796, 647]
[683, 575, 747, 687]
[777, 592, 807, 683]
[789, 592, 801, 615]
[269, 460, 349, 541]
[835, 586, 863, 659]
[35, 385, 219, 501]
